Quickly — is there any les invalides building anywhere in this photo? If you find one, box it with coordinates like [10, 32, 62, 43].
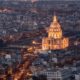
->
[42, 15, 69, 50]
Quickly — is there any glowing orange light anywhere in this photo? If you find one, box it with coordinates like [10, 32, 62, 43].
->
[32, 41, 36, 44]
[42, 15, 69, 50]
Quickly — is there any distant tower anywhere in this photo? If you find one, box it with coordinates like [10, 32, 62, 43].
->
[42, 15, 69, 50]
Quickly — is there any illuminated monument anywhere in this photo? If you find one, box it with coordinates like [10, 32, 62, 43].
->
[42, 15, 69, 50]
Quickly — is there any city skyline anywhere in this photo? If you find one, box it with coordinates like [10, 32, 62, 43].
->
[0, 0, 80, 80]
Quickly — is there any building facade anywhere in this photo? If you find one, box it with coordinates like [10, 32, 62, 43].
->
[33, 68, 72, 80]
[42, 15, 69, 50]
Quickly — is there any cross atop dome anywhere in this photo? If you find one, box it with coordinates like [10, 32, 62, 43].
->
[53, 15, 58, 22]
[52, 12, 58, 22]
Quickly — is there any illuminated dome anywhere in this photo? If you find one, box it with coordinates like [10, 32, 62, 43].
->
[42, 15, 69, 50]
[48, 16, 62, 39]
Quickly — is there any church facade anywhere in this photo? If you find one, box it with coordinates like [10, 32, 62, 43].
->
[42, 15, 69, 50]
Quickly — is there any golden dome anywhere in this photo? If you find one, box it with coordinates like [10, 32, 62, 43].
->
[42, 15, 69, 50]
[48, 15, 62, 39]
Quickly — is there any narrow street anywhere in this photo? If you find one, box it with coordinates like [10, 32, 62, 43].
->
[13, 53, 38, 80]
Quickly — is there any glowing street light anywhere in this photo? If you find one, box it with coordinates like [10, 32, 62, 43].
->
[32, 41, 36, 44]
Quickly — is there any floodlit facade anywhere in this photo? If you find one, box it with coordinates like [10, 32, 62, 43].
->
[42, 15, 69, 50]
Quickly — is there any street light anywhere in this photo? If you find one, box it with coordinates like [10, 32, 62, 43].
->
[32, 41, 36, 44]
